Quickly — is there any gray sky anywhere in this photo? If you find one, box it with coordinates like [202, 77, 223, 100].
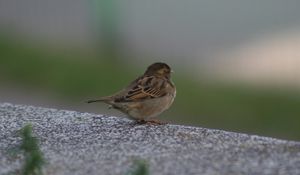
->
[1, 0, 300, 62]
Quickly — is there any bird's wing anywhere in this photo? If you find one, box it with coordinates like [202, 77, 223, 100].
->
[114, 75, 167, 102]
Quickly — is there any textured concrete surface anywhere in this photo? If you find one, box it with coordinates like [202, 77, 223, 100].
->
[0, 103, 300, 175]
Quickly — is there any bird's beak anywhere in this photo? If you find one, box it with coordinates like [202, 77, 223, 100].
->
[171, 70, 174, 73]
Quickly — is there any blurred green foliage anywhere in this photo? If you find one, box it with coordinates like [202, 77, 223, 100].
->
[126, 160, 149, 175]
[1, 35, 300, 140]
[19, 124, 45, 175]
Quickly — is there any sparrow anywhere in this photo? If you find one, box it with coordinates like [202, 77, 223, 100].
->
[87, 62, 176, 124]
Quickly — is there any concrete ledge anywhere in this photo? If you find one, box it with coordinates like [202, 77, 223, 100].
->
[0, 103, 299, 175]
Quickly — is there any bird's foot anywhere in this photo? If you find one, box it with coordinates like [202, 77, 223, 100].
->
[135, 119, 167, 125]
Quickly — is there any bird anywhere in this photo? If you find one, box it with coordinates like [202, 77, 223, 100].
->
[87, 62, 176, 124]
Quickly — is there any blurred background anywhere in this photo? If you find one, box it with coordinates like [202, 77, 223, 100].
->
[1, 0, 300, 140]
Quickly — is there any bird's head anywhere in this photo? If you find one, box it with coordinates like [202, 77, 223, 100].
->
[144, 62, 173, 78]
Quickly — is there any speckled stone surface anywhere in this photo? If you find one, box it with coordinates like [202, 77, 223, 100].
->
[0, 103, 300, 175]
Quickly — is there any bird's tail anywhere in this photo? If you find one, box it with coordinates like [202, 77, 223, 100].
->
[86, 96, 111, 103]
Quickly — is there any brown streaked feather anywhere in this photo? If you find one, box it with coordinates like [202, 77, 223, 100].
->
[114, 75, 168, 102]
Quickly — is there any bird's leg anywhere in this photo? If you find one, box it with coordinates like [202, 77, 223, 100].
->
[145, 119, 167, 125]
[133, 119, 167, 125]
[135, 119, 147, 125]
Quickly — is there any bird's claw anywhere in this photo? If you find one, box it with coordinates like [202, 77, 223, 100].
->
[135, 119, 167, 125]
